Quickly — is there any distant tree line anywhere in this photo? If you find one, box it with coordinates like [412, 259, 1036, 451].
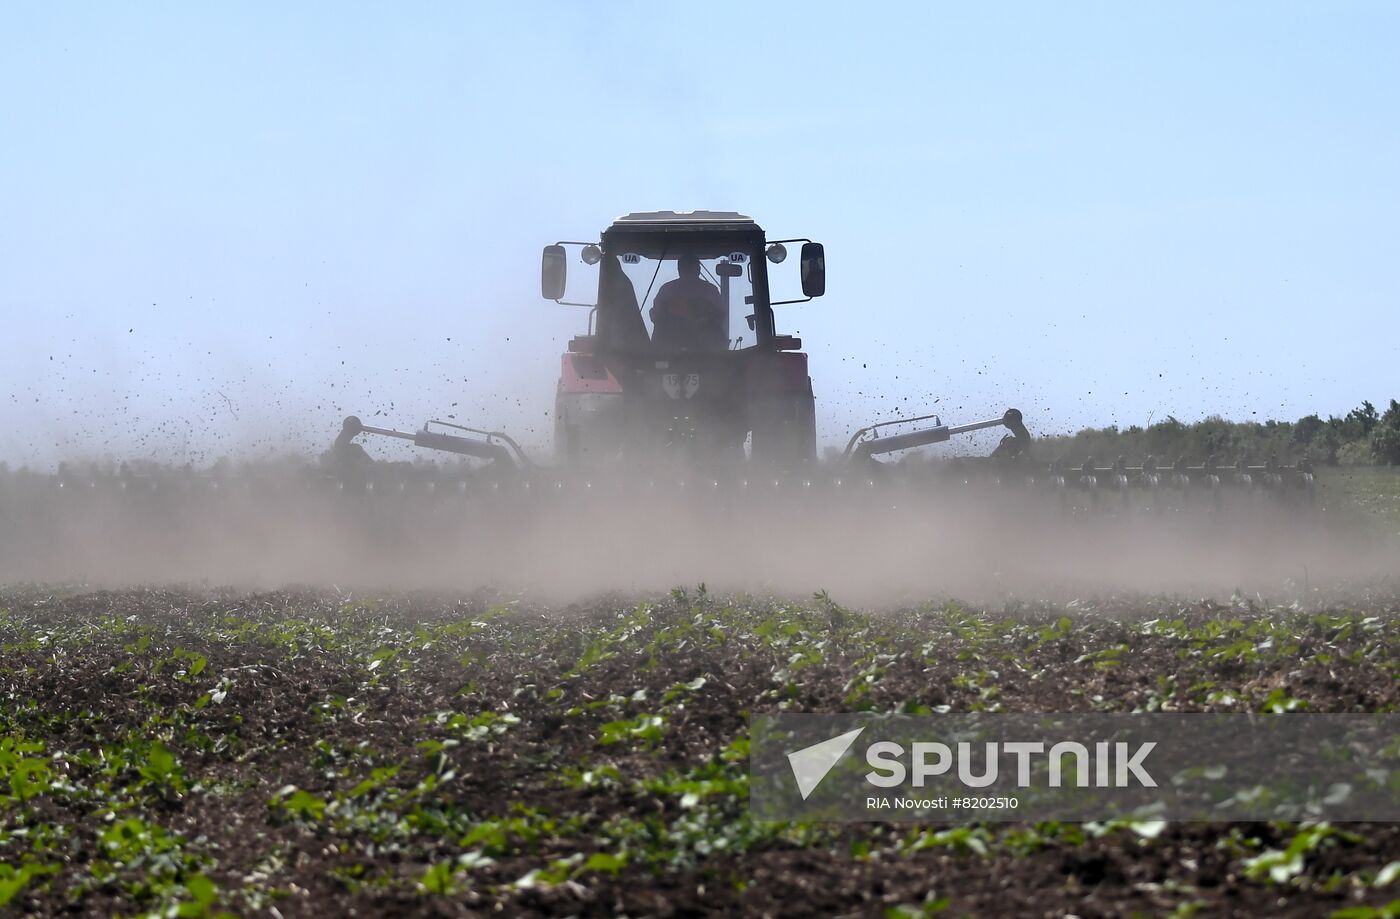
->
[1036, 400, 1400, 467]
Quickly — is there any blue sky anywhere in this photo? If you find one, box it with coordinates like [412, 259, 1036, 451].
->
[2, 3, 1397, 466]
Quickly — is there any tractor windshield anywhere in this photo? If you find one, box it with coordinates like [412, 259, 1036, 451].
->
[610, 245, 756, 353]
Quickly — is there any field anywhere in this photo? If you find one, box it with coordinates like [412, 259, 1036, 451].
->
[1320, 467, 1400, 537]
[2, 585, 1399, 918]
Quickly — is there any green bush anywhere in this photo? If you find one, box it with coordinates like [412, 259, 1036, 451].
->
[1035, 399, 1400, 467]
[1371, 400, 1400, 465]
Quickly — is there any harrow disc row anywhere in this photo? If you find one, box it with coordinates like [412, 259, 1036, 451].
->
[3, 454, 1318, 514]
[0, 456, 1339, 595]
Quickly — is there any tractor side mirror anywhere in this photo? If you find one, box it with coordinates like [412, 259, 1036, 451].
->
[800, 242, 826, 298]
[541, 245, 567, 300]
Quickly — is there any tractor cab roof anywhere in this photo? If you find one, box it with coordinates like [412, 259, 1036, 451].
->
[605, 210, 763, 236]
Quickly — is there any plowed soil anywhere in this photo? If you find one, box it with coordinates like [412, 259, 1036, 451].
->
[1, 585, 1398, 917]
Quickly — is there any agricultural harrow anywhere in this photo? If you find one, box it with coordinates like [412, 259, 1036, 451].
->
[0, 210, 1316, 572]
[325, 210, 1314, 511]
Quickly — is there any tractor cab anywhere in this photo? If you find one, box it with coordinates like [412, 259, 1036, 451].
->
[542, 212, 826, 469]
[541, 211, 824, 355]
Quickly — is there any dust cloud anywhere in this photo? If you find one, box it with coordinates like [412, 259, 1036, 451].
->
[2, 464, 1393, 607]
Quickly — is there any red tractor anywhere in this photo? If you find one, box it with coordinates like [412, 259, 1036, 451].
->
[334, 210, 1030, 476]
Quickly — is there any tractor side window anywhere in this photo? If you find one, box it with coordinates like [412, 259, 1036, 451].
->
[597, 258, 649, 351]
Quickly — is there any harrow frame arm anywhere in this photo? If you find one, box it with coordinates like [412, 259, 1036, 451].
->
[844, 408, 1031, 462]
[335, 416, 531, 469]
